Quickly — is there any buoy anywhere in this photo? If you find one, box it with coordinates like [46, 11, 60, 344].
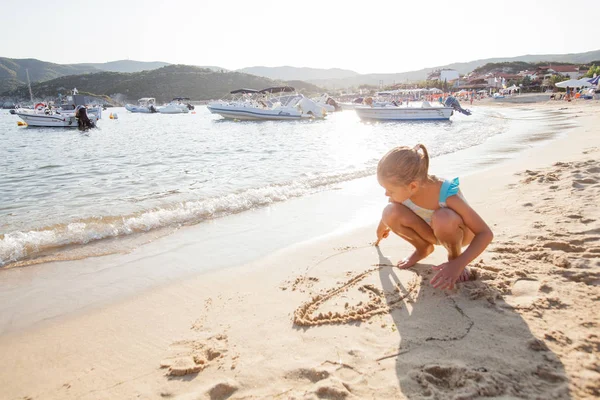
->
[17, 121, 27, 126]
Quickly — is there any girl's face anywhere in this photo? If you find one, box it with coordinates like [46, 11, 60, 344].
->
[378, 177, 417, 203]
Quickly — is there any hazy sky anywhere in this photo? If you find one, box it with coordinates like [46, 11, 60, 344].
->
[1, 0, 598, 74]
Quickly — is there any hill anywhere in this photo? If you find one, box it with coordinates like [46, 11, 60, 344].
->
[0, 58, 230, 94]
[238, 66, 359, 81]
[0, 65, 325, 103]
[470, 61, 585, 75]
[0, 57, 100, 93]
[74, 60, 171, 73]
[306, 49, 600, 89]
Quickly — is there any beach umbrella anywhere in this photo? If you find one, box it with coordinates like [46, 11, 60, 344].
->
[574, 78, 592, 87]
[588, 75, 599, 85]
[555, 79, 589, 88]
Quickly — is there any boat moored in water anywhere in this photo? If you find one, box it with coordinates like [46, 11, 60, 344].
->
[125, 97, 159, 113]
[355, 102, 454, 121]
[354, 96, 471, 121]
[158, 97, 194, 114]
[207, 87, 327, 121]
[15, 94, 102, 128]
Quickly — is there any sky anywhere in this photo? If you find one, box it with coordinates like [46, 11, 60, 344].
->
[1, 0, 599, 74]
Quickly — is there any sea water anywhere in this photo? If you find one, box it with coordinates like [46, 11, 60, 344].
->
[0, 105, 567, 267]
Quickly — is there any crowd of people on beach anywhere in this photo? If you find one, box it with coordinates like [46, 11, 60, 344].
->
[549, 86, 596, 101]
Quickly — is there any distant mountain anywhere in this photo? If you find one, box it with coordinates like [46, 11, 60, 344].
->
[77, 60, 228, 73]
[1, 65, 324, 103]
[238, 66, 359, 81]
[3, 49, 598, 96]
[0, 57, 100, 93]
[307, 49, 600, 89]
[0, 57, 230, 94]
[74, 60, 171, 73]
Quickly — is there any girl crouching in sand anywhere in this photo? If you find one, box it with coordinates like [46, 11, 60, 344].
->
[375, 144, 493, 290]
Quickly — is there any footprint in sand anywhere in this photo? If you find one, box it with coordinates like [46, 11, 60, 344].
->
[283, 364, 363, 399]
[411, 364, 507, 398]
[411, 363, 566, 399]
[160, 333, 232, 377]
[503, 279, 540, 309]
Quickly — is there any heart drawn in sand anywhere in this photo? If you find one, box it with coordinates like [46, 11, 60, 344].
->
[293, 265, 419, 327]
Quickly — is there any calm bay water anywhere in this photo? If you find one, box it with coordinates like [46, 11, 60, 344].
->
[0, 105, 542, 266]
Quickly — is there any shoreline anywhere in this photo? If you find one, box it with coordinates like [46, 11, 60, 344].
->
[1, 100, 599, 399]
[0, 103, 560, 271]
[0, 104, 573, 335]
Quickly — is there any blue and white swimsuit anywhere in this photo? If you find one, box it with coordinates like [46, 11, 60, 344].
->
[402, 177, 463, 226]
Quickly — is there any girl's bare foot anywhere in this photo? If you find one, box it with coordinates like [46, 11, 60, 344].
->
[397, 244, 434, 269]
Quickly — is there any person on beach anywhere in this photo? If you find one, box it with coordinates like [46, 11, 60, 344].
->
[374, 144, 494, 290]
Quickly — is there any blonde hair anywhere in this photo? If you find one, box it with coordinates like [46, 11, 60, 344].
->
[377, 144, 430, 185]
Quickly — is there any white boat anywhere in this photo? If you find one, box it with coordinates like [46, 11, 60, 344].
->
[158, 97, 194, 114]
[15, 107, 101, 128]
[15, 94, 102, 128]
[355, 97, 471, 121]
[355, 103, 454, 121]
[125, 97, 159, 113]
[207, 87, 326, 121]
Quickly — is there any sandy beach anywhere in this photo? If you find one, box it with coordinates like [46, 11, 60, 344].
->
[1, 99, 599, 399]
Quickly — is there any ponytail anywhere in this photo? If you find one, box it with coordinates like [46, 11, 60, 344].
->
[377, 143, 431, 184]
[413, 144, 429, 178]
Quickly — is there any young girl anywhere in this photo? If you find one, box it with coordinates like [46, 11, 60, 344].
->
[374, 144, 493, 290]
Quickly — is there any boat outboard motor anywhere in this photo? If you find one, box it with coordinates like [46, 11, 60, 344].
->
[149, 104, 157, 113]
[75, 106, 95, 130]
[325, 97, 342, 112]
[444, 96, 471, 116]
[186, 103, 195, 110]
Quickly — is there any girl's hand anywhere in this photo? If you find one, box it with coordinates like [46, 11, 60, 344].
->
[430, 261, 465, 290]
[375, 224, 390, 246]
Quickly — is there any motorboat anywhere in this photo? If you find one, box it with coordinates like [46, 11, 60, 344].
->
[125, 97, 159, 113]
[354, 96, 470, 121]
[15, 94, 102, 128]
[207, 87, 326, 121]
[158, 97, 194, 114]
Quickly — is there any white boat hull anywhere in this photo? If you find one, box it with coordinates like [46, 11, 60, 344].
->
[16, 112, 100, 127]
[158, 105, 189, 114]
[207, 105, 308, 121]
[125, 105, 155, 113]
[355, 106, 454, 121]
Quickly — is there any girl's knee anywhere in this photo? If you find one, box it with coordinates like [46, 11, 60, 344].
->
[382, 203, 413, 226]
[431, 208, 463, 234]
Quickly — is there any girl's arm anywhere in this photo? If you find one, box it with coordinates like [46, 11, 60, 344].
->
[430, 196, 493, 289]
[447, 195, 493, 267]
